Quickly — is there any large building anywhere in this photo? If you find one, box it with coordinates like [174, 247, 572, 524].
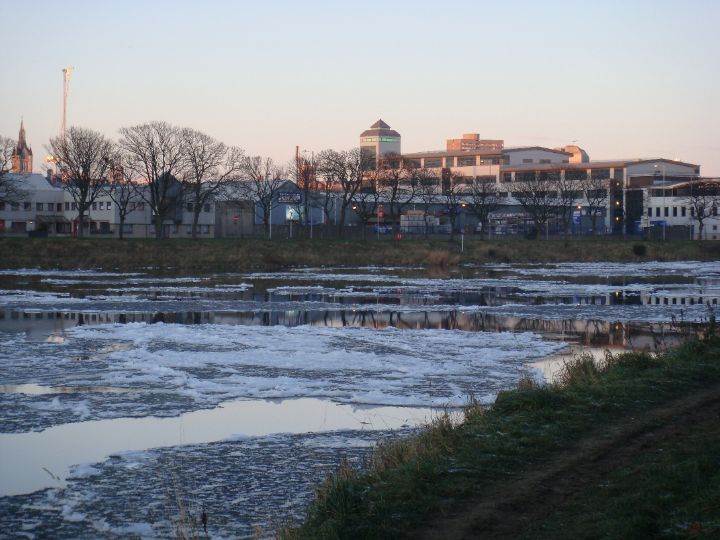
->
[446, 133, 504, 152]
[358, 120, 713, 236]
[359, 119, 401, 163]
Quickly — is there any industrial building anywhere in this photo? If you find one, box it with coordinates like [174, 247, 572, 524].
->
[357, 119, 715, 237]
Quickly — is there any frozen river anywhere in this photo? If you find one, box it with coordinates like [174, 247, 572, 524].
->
[1, 262, 718, 538]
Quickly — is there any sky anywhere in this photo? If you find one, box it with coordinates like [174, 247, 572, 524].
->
[1, 0, 719, 174]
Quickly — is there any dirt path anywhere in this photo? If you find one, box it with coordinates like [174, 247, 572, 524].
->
[417, 383, 720, 540]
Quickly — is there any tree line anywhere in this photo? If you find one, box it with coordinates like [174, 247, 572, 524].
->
[2, 125, 719, 240]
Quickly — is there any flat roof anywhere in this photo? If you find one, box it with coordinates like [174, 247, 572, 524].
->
[503, 158, 700, 172]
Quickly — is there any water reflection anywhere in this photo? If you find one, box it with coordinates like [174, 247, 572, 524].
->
[0, 398, 434, 497]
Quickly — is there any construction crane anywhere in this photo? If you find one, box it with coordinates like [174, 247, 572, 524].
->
[61, 66, 73, 136]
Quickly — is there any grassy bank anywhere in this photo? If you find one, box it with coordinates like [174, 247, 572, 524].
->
[1, 237, 719, 272]
[284, 333, 720, 539]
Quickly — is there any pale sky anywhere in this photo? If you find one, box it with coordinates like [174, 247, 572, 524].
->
[2, 0, 719, 174]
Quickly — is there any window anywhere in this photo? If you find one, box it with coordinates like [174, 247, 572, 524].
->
[682, 207, 687, 217]
[92, 202, 97, 210]
[56, 203, 62, 212]
[71, 202, 77, 211]
[516, 171, 536, 182]
[203, 203, 211, 212]
[565, 170, 588, 181]
[648, 208, 653, 217]
[656, 208, 660, 217]
[36, 203, 44, 211]
[522, 158, 533, 164]
[137, 202, 144, 210]
[591, 169, 611, 180]
[445, 157, 455, 167]
[98, 202, 104, 210]
[672, 207, 677, 217]
[539, 159, 551, 164]
[203, 224, 211, 234]
[458, 156, 476, 167]
[714, 207, 718, 217]
[11, 202, 19, 211]
[664, 207, 669, 217]
[24, 202, 31, 211]
[424, 158, 442, 168]
[502, 173, 512, 183]
[0, 202, 4, 211]
[106, 202, 112, 210]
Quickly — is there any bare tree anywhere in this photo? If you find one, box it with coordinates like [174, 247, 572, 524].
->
[49, 127, 115, 238]
[468, 177, 501, 238]
[511, 173, 558, 239]
[580, 175, 609, 234]
[118, 122, 185, 239]
[104, 155, 139, 240]
[180, 128, 243, 239]
[411, 167, 440, 239]
[441, 171, 466, 241]
[377, 154, 417, 227]
[239, 156, 285, 239]
[289, 151, 319, 234]
[684, 180, 720, 240]
[351, 185, 380, 240]
[0, 136, 28, 204]
[554, 174, 578, 239]
[317, 148, 370, 238]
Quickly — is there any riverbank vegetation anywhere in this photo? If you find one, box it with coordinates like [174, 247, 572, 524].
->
[1, 237, 719, 273]
[284, 331, 720, 539]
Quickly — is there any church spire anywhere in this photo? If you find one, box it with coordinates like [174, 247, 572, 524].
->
[18, 117, 26, 146]
[11, 118, 33, 173]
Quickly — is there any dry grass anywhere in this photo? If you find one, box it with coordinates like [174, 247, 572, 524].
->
[1, 236, 717, 274]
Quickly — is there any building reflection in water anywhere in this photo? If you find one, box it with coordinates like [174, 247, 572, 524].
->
[0, 308, 700, 351]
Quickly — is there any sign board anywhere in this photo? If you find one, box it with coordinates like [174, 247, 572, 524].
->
[277, 192, 301, 204]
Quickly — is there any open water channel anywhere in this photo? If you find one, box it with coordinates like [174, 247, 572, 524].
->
[1, 261, 719, 538]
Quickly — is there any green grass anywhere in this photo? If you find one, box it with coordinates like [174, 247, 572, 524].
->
[1, 236, 719, 273]
[283, 335, 720, 539]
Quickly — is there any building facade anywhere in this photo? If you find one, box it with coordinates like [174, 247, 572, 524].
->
[361, 120, 708, 236]
[0, 173, 216, 238]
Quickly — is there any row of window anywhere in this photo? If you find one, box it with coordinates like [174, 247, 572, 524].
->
[0, 201, 215, 214]
[648, 206, 718, 218]
[0, 201, 113, 212]
[119, 224, 213, 234]
[91, 201, 114, 211]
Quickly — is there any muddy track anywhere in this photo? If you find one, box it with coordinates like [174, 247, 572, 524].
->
[417, 383, 720, 540]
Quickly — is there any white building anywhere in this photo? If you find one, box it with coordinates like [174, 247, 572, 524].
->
[0, 173, 216, 238]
